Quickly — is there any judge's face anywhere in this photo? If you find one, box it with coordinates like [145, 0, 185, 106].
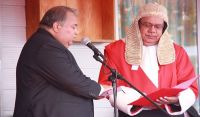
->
[139, 16, 164, 46]
[54, 12, 78, 48]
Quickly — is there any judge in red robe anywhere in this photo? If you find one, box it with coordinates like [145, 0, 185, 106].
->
[98, 2, 198, 117]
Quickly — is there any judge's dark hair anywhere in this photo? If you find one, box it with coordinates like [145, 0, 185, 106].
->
[40, 6, 77, 28]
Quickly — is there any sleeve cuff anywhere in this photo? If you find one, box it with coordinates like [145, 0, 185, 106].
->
[165, 88, 196, 115]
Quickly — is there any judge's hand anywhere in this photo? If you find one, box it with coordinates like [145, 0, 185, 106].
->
[156, 96, 179, 105]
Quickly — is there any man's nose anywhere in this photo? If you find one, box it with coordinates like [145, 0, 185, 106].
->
[148, 26, 157, 33]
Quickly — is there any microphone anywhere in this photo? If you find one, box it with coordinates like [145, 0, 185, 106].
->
[81, 37, 104, 59]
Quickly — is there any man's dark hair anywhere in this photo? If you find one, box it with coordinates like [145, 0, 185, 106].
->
[40, 6, 77, 28]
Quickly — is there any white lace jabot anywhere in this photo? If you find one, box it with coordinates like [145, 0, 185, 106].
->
[140, 45, 159, 87]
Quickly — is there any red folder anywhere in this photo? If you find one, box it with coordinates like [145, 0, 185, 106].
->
[129, 75, 199, 107]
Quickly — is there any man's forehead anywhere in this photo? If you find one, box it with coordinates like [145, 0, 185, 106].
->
[65, 12, 78, 22]
[140, 16, 164, 23]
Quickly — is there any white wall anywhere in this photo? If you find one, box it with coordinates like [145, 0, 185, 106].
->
[0, 0, 113, 117]
[0, 0, 26, 117]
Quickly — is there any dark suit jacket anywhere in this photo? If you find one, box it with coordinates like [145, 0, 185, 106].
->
[13, 28, 101, 117]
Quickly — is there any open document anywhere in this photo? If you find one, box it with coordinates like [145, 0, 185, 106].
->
[101, 75, 199, 116]
[129, 75, 199, 107]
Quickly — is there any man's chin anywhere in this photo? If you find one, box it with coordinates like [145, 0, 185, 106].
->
[64, 42, 73, 48]
[143, 42, 158, 46]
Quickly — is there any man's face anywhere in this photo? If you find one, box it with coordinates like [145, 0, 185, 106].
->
[139, 16, 164, 46]
[55, 12, 78, 48]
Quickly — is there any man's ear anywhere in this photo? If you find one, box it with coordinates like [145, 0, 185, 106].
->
[52, 22, 61, 33]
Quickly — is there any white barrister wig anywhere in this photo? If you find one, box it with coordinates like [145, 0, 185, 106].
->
[125, 2, 175, 65]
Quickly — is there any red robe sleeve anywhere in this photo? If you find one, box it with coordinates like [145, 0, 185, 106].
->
[174, 44, 198, 97]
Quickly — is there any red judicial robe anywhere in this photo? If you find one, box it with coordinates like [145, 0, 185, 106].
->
[98, 40, 198, 116]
